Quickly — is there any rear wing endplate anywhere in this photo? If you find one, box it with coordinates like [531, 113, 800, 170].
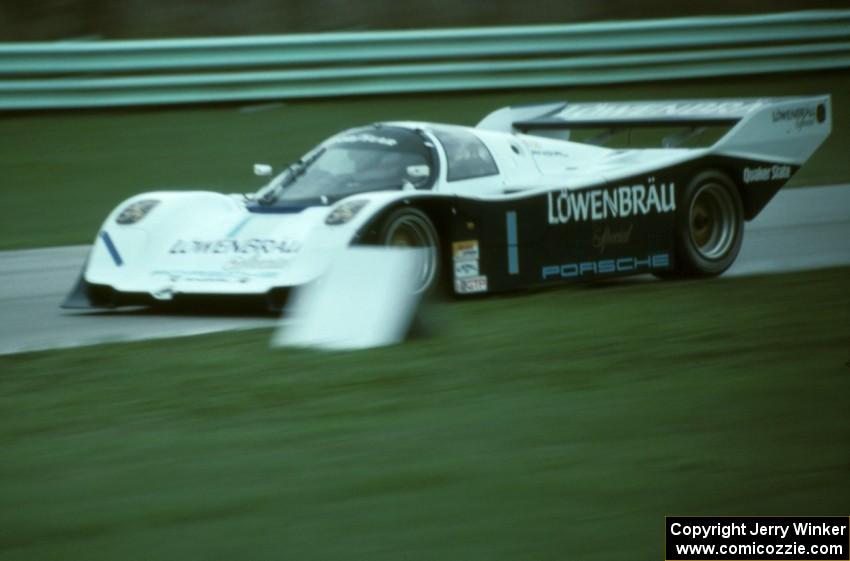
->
[477, 96, 832, 165]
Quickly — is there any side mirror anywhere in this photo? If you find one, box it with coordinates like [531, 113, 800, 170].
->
[406, 165, 430, 179]
[404, 165, 430, 189]
[254, 163, 273, 177]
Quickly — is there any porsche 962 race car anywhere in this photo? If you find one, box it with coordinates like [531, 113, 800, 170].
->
[63, 96, 831, 310]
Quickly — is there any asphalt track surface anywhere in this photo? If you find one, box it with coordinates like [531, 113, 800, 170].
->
[1, 185, 848, 355]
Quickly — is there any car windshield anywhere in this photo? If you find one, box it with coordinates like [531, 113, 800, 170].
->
[256, 127, 435, 204]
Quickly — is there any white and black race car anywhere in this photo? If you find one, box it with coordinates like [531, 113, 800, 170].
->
[63, 96, 831, 310]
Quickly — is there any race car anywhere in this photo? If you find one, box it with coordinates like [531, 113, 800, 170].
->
[63, 95, 831, 310]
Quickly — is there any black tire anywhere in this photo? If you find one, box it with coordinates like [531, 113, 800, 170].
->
[378, 207, 441, 295]
[672, 170, 744, 277]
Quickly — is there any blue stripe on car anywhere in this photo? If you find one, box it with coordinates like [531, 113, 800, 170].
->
[247, 204, 314, 214]
[227, 216, 252, 238]
[100, 231, 124, 266]
[506, 211, 519, 275]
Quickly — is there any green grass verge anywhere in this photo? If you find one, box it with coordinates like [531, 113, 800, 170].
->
[1, 268, 848, 560]
[1, 70, 849, 251]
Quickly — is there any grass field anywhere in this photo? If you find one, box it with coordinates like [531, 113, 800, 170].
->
[1, 267, 848, 560]
[1, 69, 849, 250]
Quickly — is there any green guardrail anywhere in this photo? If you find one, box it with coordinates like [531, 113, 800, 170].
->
[1, 10, 849, 110]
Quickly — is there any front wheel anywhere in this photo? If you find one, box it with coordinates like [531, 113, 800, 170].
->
[378, 207, 441, 295]
[672, 171, 744, 277]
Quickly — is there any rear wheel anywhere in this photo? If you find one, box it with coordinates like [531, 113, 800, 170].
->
[672, 171, 744, 277]
[378, 207, 440, 295]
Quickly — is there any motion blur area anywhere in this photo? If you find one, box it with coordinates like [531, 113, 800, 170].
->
[273, 247, 426, 350]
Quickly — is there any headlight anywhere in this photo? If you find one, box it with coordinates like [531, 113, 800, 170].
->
[116, 199, 159, 225]
[325, 200, 368, 225]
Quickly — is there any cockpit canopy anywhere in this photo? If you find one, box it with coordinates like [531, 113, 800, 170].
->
[430, 127, 499, 182]
[255, 126, 437, 205]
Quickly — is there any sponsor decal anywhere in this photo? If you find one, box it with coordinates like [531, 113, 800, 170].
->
[168, 238, 301, 255]
[558, 100, 761, 120]
[742, 165, 792, 184]
[453, 240, 483, 281]
[453, 240, 483, 282]
[151, 269, 277, 284]
[331, 133, 397, 147]
[455, 275, 488, 294]
[531, 149, 569, 158]
[541, 253, 670, 279]
[547, 179, 675, 225]
[592, 223, 634, 255]
[454, 259, 480, 279]
[772, 105, 817, 129]
[452, 240, 480, 260]
[223, 256, 290, 271]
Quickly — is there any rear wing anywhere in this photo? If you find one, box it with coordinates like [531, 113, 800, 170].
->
[477, 96, 831, 165]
